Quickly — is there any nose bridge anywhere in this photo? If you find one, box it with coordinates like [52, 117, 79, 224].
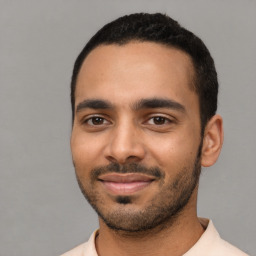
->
[107, 116, 145, 163]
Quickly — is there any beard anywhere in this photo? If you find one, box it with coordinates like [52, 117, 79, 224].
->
[75, 145, 202, 233]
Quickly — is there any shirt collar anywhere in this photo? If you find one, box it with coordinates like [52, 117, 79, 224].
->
[183, 218, 221, 256]
[86, 218, 219, 256]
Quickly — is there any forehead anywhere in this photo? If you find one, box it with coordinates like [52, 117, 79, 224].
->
[75, 42, 197, 110]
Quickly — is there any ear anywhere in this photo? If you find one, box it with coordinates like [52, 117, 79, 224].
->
[201, 114, 224, 167]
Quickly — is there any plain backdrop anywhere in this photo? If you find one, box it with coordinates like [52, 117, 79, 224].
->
[0, 0, 255, 255]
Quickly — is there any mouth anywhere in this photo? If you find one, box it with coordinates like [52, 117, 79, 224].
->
[98, 173, 156, 195]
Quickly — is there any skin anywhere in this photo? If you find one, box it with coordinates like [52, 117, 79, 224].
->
[71, 42, 223, 256]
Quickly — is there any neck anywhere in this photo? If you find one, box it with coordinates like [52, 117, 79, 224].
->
[95, 192, 204, 256]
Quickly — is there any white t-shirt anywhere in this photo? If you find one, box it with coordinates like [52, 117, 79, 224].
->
[60, 218, 249, 256]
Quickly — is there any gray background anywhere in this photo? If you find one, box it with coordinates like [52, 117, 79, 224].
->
[1, 0, 255, 255]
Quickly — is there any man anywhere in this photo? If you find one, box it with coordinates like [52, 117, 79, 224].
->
[62, 13, 248, 256]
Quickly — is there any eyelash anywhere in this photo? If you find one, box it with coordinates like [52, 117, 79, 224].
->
[82, 115, 173, 127]
[146, 116, 172, 125]
[83, 116, 110, 126]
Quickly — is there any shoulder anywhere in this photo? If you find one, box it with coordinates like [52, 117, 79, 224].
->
[59, 230, 98, 256]
[60, 242, 88, 256]
[205, 219, 249, 256]
[214, 238, 249, 256]
[185, 218, 249, 256]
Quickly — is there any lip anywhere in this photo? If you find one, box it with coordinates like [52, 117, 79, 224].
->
[98, 173, 155, 195]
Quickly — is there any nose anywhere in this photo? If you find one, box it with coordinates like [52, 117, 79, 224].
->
[104, 122, 146, 164]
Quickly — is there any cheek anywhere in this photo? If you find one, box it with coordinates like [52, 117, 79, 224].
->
[71, 132, 103, 173]
[146, 131, 199, 170]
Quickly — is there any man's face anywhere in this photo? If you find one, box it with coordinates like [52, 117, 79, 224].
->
[71, 42, 202, 232]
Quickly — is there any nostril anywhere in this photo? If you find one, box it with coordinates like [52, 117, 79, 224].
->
[127, 155, 141, 162]
[106, 155, 117, 163]
[106, 155, 142, 165]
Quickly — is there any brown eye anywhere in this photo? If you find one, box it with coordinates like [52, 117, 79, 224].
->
[151, 116, 168, 125]
[91, 117, 104, 125]
[85, 116, 108, 126]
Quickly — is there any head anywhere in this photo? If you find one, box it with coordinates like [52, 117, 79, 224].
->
[71, 13, 219, 132]
[70, 13, 223, 233]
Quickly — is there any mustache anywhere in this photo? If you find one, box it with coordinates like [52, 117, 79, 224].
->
[90, 162, 165, 180]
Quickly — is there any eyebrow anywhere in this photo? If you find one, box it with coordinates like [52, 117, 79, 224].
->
[133, 98, 186, 112]
[76, 99, 113, 112]
[76, 97, 186, 113]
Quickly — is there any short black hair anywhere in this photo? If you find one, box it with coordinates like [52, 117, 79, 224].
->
[71, 13, 218, 130]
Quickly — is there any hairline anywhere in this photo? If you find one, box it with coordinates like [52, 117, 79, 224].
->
[72, 40, 200, 124]
[76, 39, 198, 90]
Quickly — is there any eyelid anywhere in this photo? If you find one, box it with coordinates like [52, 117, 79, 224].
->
[147, 116, 172, 125]
[144, 113, 176, 123]
[81, 114, 112, 125]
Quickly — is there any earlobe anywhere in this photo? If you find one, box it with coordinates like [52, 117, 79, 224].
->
[201, 114, 224, 167]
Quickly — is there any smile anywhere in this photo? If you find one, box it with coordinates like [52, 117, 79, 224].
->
[98, 173, 155, 195]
